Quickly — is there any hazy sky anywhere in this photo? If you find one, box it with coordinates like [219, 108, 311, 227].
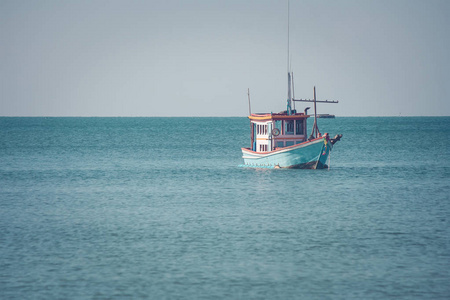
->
[1, 0, 449, 116]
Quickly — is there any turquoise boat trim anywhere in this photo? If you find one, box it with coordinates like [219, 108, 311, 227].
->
[238, 164, 275, 169]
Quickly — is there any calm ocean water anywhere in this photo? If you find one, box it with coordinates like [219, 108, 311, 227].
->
[1, 117, 449, 299]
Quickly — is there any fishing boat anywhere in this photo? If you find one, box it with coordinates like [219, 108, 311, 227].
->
[241, 84, 342, 169]
[240, 4, 342, 169]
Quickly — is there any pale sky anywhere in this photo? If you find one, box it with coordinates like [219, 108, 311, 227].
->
[1, 0, 449, 116]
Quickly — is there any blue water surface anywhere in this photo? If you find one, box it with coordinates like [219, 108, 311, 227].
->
[1, 117, 449, 299]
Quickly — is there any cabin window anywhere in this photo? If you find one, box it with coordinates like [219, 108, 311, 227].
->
[275, 120, 282, 134]
[285, 120, 294, 135]
[256, 124, 268, 135]
[276, 141, 284, 148]
[259, 144, 268, 152]
[286, 141, 294, 147]
[296, 120, 304, 135]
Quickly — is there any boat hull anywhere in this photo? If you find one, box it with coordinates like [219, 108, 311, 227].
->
[241, 136, 332, 169]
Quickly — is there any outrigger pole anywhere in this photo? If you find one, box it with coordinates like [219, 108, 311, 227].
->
[293, 87, 338, 139]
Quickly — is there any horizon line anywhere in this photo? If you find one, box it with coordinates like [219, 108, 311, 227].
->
[1, 115, 449, 118]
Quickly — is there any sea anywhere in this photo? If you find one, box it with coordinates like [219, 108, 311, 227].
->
[1, 117, 449, 299]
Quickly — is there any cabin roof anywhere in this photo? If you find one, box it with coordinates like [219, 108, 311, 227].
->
[248, 112, 309, 121]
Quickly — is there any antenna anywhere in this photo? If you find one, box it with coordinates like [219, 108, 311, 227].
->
[286, 0, 292, 115]
[287, 0, 290, 74]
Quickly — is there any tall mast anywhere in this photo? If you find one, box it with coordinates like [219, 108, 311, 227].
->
[287, 74, 292, 115]
[314, 86, 318, 137]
